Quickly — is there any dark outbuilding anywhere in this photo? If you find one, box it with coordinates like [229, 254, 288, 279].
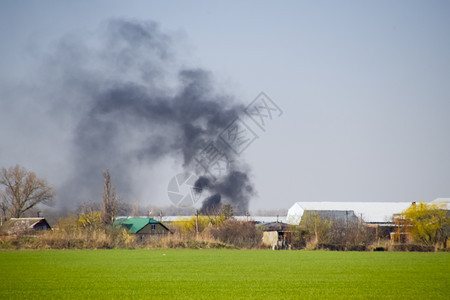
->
[0, 218, 52, 236]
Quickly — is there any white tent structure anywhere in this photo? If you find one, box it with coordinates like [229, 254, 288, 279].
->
[286, 202, 414, 225]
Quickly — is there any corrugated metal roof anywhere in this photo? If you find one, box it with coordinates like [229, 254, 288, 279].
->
[234, 216, 287, 223]
[257, 222, 291, 231]
[113, 218, 160, 234]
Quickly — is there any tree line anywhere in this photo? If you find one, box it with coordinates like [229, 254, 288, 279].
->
[0, 164, 448, 250]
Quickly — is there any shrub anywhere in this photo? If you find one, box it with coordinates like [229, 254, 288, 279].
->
[143, 234, 236, 249]
[401, 202, 449, 248]
[206, 219, 261, 249]
[390, 244, 435, 252]
[373, 246, 385, 251]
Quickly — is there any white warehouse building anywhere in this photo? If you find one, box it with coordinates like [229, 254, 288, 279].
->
[286, 201, 414, 225]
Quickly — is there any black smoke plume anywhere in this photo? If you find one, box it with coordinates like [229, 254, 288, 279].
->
[195, 171, 254, 215]
[34, 19, 254, 212]
[199, 194, 222, 215]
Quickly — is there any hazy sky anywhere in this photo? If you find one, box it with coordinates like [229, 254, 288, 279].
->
[1, 1, 449, 212]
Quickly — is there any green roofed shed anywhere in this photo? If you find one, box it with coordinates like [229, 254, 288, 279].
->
[113, 218, 170, 236]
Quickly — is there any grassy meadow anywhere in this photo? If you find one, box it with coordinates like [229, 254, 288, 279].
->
[0, 250, 448, 299]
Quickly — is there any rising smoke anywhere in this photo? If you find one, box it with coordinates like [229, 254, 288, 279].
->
[16, 19, 254, 213]
[195, 171, 254, 215]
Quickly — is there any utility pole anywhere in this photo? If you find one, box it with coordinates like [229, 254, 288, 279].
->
[345, 211, 349, 232]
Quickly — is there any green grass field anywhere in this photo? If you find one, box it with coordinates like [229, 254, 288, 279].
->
[0, 250, 448, 299]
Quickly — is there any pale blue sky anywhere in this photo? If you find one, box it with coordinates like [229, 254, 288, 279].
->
[1, 1, 449, 211]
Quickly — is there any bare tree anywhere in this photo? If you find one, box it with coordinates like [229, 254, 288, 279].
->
[101, 170, 118, 226]
[207, 219, 262, 248]
[222, 204, 234, 220]
[0, 165, 55, 219]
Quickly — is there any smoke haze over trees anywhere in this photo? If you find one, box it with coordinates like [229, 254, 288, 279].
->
[0, 19, 254, 212]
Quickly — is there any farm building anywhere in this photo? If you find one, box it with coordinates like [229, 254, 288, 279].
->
[0, 218, 52, 236]
[257, 221, 292, 249]
[286, 202, 413, 225]
[286, 202, 415, 240]
[113, 217, 170, 240]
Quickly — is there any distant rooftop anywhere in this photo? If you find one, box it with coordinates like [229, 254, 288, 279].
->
[287, 202, 414, 225]
[138, 215, 287, 224]
[113, 217, 161, 234]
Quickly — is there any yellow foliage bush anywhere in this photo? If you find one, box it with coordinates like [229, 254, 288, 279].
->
[171, 214, 225, 236]
[402, 202, 449, 247]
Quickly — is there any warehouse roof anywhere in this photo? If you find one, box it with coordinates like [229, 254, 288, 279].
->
[287, 202, 413, 225]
